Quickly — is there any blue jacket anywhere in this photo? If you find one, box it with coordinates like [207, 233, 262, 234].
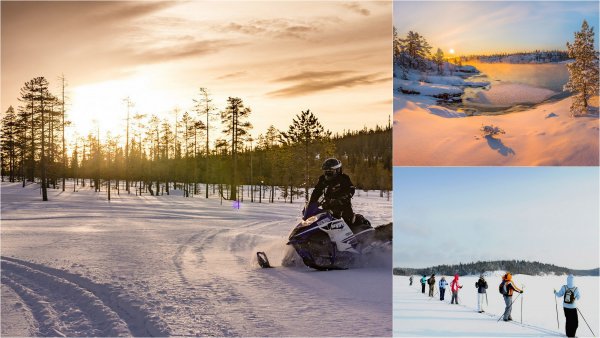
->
[555, 275, 580, 309]
[439, 279, 448, 289]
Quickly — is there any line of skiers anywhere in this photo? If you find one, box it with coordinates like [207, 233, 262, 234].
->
[412, 272, 584, 337]
[420, 273, 462, 303]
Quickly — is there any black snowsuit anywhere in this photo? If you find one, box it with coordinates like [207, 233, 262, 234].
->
[309, 173, 356, 226]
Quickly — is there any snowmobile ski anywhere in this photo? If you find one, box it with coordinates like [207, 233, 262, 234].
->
[256, 251, 272, 268]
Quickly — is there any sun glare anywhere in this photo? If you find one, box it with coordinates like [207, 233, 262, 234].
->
[449, 48, 455, 55]
[68, 74, 189, 143]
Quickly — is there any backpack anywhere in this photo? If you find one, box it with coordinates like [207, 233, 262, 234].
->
[564, 286, 577, 304]
[499, 281, 507, 295]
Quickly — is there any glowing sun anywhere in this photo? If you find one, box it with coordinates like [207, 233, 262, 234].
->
[449, 48, 455, 54]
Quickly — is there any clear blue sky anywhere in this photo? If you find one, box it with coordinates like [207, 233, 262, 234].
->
[394, 1, 600, 55]
[393, 167, 599, 270]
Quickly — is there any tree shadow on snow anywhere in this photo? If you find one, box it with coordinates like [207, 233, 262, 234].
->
[485, 135, 515, 156]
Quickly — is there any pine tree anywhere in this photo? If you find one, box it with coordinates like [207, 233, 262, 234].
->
[263, 125, 280, 202]
[433, 48, 445, 75]
[193, 88, 217, 198]
[18, 79, 38, 183]
[221, 97, 252, 200]
[1, 106, 19, 182]
[398, 31, 432, 71]
[393, 26, 400, 65]
[280, 110, 332, 201]
[123, 97, 134, 193]
[564, 20, 599, 116]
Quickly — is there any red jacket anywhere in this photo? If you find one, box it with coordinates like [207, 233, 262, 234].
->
[451, 275, 462, 292]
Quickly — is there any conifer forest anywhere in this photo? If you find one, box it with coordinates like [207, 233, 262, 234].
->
[1, 79, 392, 202]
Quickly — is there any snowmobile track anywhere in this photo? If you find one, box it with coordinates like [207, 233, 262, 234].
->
[0, 256, 169, 337]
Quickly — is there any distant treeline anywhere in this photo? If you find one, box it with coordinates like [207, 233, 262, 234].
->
[1, 77, 391, 201]
[459, 50, 570, 64]
[393, 260, 600, 276]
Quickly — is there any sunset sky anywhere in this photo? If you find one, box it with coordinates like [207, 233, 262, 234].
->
[1, 1, 391, 143]
[394, 1, 599, 56]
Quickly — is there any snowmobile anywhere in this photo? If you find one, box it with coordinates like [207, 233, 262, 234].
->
[257, 202, 376, 270]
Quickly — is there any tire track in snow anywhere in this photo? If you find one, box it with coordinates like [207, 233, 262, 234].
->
[170, 229, 240, 336]
[186, 226, 289, 336]
[172, 231, 210, 285]
[0, 256, 169, 337]
[171, 227, 286, 336]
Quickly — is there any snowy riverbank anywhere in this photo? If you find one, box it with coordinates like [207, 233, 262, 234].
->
[1, 182, 392, 336]
[396, 65, 489, 100]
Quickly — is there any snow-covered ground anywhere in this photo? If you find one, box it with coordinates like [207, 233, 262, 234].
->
[394, 275, 599, 337]
[1, 182, 392, 336]
[394, 94, 599, 166]
[394, 61, 599, 166]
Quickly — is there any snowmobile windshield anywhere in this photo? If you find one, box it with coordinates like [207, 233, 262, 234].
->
[302, 212, 329, 226]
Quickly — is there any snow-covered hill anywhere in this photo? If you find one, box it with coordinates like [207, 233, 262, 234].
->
[1, 182, 392, 336]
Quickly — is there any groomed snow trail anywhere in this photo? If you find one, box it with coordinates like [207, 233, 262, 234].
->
[1, 182, 392, 336]
[393, 276, 563, 337]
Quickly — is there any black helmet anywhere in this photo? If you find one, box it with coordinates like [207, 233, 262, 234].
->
[322, 158, 342, 180]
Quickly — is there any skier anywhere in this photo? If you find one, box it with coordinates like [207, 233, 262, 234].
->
[439, 276, 448, 301]
[409, 276, 413, 286]
[475, 274, 488, 313]
[501, 272, 523, 321]
[420, 275, 427, 294]
[427, 274, 436, 297]
[554, 274, 581, 337]
[450, 274, 463, 304]
[308, 158, 365, 230]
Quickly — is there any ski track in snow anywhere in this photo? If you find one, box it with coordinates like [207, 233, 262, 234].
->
[0, 256, 169, 337]
[1, 182, 392, 336]
[1, 281, 37, 336]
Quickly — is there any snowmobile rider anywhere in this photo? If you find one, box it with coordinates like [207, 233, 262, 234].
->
[308, 158, 362, 229]
[554, 274, 581, 337]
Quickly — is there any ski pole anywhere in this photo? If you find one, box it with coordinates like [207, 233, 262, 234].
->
[485, 292, 488, 307]
[576, 308, 596, 336]
[497, 292, 522, 322]
[554, 290, 560, 330]
[521, 284, 524, 324]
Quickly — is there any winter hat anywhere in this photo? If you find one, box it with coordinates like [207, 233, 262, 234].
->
[567, 274, 574, 288]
